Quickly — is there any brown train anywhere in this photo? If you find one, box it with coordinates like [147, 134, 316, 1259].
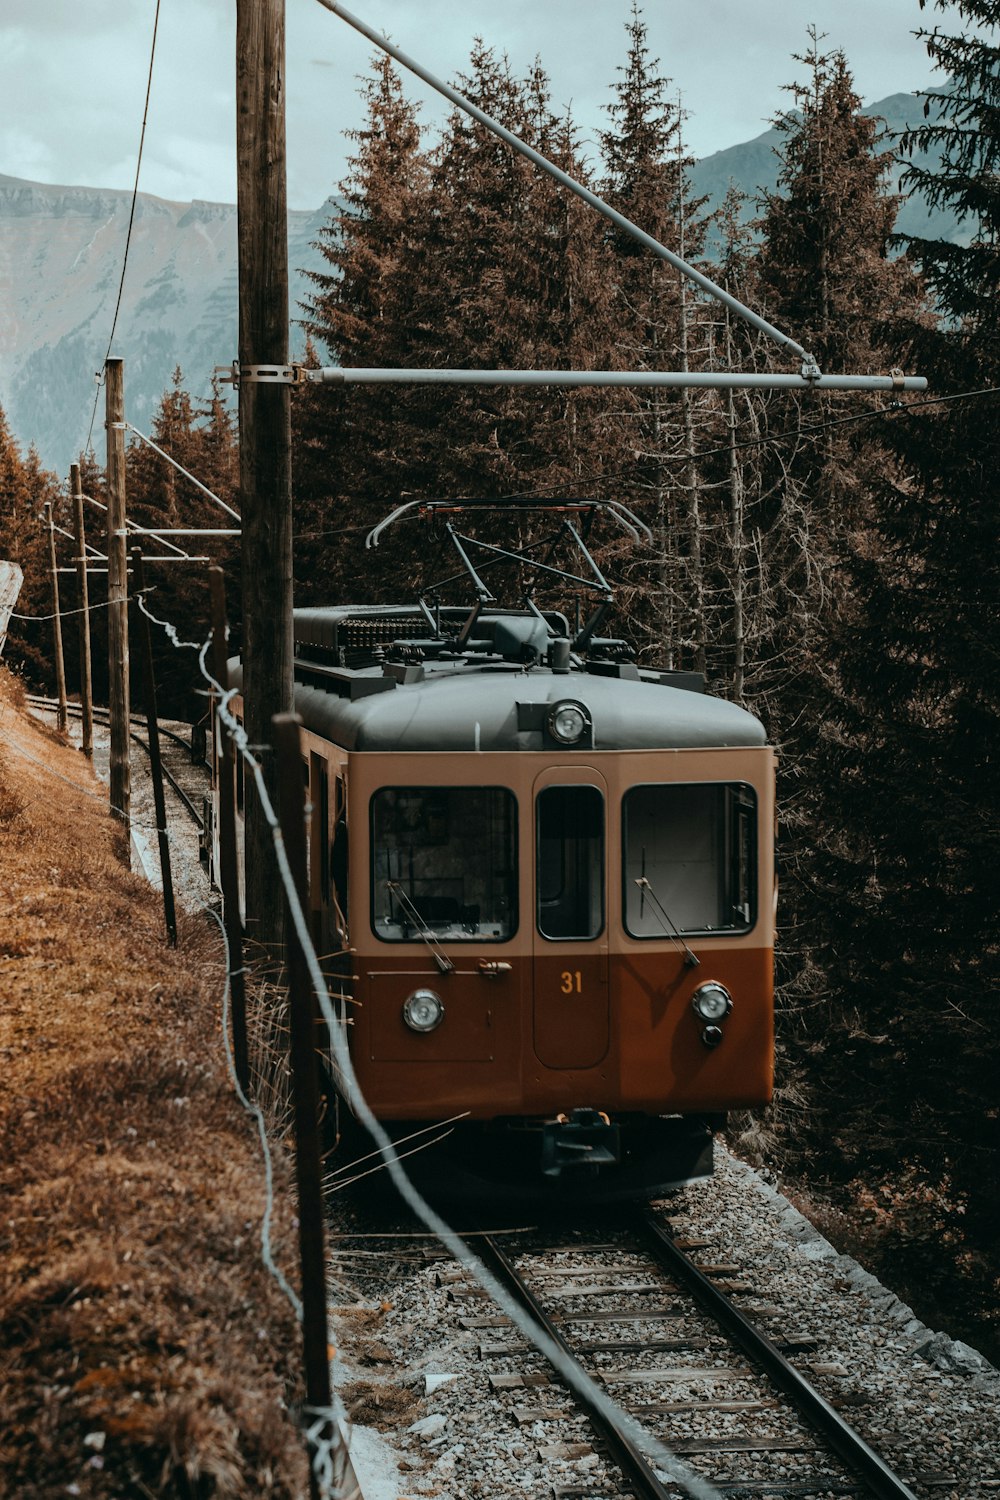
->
[217, 504, 776, 1202]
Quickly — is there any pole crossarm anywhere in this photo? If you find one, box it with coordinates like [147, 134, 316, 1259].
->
[129, 528, 242, 537]
[51, 520, 106, 560]
[124, 421, 242, 521]
[80, 489, 195, 560]
[306, 366, 928, 394]
[315, 0, 820, 371]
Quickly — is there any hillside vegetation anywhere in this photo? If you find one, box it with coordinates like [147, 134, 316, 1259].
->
[0, 673, 307, 1497]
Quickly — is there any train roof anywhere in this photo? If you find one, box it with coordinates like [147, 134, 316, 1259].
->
[230, 606, 768, 754]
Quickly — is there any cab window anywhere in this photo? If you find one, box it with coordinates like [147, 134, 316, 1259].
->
[371, 786, 517, 941]
[536, 785, 605, 940]
[622, 782, 756, 937]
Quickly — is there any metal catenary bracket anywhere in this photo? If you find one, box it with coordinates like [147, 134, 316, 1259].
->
[215, 362, 306, 388]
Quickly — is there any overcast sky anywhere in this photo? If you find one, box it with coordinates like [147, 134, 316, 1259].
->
[1, 0, 946, 211]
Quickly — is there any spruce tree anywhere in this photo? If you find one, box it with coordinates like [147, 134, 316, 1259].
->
[300, 44, 619, 607]
[819, 0, 1000, 1287]
[599, 4, 707, 667]
[725, 38, 927, 1170]
[0, 407, 61, 687]
[297, 53, 431, 602]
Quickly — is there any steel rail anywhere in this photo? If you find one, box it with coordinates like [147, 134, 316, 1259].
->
[28, 695, 204, 832]
[28, 695, 197, 760]
[636, 1212, 920, 1500]
[478, 1234, 678, 1500]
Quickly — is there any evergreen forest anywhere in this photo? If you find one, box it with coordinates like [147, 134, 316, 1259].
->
[1, 0, 997, 1359]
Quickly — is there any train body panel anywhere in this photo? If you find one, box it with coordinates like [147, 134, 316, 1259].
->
[341, 745, 773, 1126]
[218, 596, 777, 1200]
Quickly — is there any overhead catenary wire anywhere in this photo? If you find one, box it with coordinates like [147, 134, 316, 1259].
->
[313, 0, 813, 371]
[82, 0, 162, 458]
[287, 381, 1000, 534]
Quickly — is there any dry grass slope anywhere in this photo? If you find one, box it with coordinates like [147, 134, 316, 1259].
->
[0, 670, 308, 1498]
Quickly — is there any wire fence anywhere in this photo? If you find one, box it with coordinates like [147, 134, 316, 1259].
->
[129, 589, 725, 1500]
[10, 588, 724, 1500]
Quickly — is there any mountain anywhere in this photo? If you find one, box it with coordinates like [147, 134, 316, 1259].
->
[0, 91, 962, 474]
[690, 92, 965, 250]
[0, 176, 333, 475]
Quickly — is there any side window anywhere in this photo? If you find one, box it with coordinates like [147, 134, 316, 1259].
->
[622, 782, 757, 937]
[536, 785, 604, 940]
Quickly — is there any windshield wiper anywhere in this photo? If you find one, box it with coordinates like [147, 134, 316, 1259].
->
[634, 874, 700, 968]
[386, 880, 455, 974]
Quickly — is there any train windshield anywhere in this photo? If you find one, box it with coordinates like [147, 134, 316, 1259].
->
[622, 783, 756, 937]
[370, 786, 517, 942]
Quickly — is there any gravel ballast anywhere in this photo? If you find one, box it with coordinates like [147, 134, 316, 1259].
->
[50, 705, 997, 1497]
[329, 1147, 999, 1499]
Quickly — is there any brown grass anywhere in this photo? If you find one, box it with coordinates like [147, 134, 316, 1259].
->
[339, 1380, 419, 1431]
[0, 671, 308, 1498]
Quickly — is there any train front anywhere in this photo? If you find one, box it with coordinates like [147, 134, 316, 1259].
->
[320, 610, 775, 1203]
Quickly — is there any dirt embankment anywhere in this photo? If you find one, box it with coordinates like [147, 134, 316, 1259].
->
[0, 672, 308, 1498]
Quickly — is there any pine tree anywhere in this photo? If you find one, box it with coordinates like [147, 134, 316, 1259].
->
[0, 407, 62, 687]
[818, 0, 1000, 1266]
[296, 53, 431, 603]
[598, 5, 714, 670]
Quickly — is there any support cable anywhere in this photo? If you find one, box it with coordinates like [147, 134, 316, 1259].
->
[124, 422, 242, 521]
[83, 0, 162, 456]
[313, 0, 814, 373]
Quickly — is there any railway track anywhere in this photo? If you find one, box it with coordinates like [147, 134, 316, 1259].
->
[424, 1210, 935, 1500]
[28, 695, 207, 831]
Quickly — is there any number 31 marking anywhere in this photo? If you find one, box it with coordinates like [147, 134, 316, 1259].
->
[560, 970, 583, 994]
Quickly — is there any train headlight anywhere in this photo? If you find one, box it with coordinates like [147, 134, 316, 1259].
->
[691, 982, 733, 1022]
[547, 700, 588, 744]
[403, 988, 445, 1033]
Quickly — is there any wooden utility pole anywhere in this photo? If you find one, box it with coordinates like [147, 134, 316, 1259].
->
[105, 357, 130, 830]
[209, 567, 250, 1094]
[236, 0, 294, 950]
[132, 549, 177, 946]
[43, 502, 68, 733]
[273, 712, 337, 1500]
[70, 462, 94, 757]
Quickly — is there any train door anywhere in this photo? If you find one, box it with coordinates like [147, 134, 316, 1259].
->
[532, 766, 610, 1069]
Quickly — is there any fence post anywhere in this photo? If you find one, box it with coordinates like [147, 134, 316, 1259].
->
[209, 567, 250, 1095]
[131, 549, 177, 946]
[273, 711, 339, 1500]
[105, 357, 130, 832]
[43, 502, 68, 734]
[70, 462, 94, 758]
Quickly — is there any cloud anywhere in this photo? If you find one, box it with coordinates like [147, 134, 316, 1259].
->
[2, 0, 939, 210]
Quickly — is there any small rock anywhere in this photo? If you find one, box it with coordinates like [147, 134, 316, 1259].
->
[424, 1371, 458, 1395]
[408, 1413, 448, 1440]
